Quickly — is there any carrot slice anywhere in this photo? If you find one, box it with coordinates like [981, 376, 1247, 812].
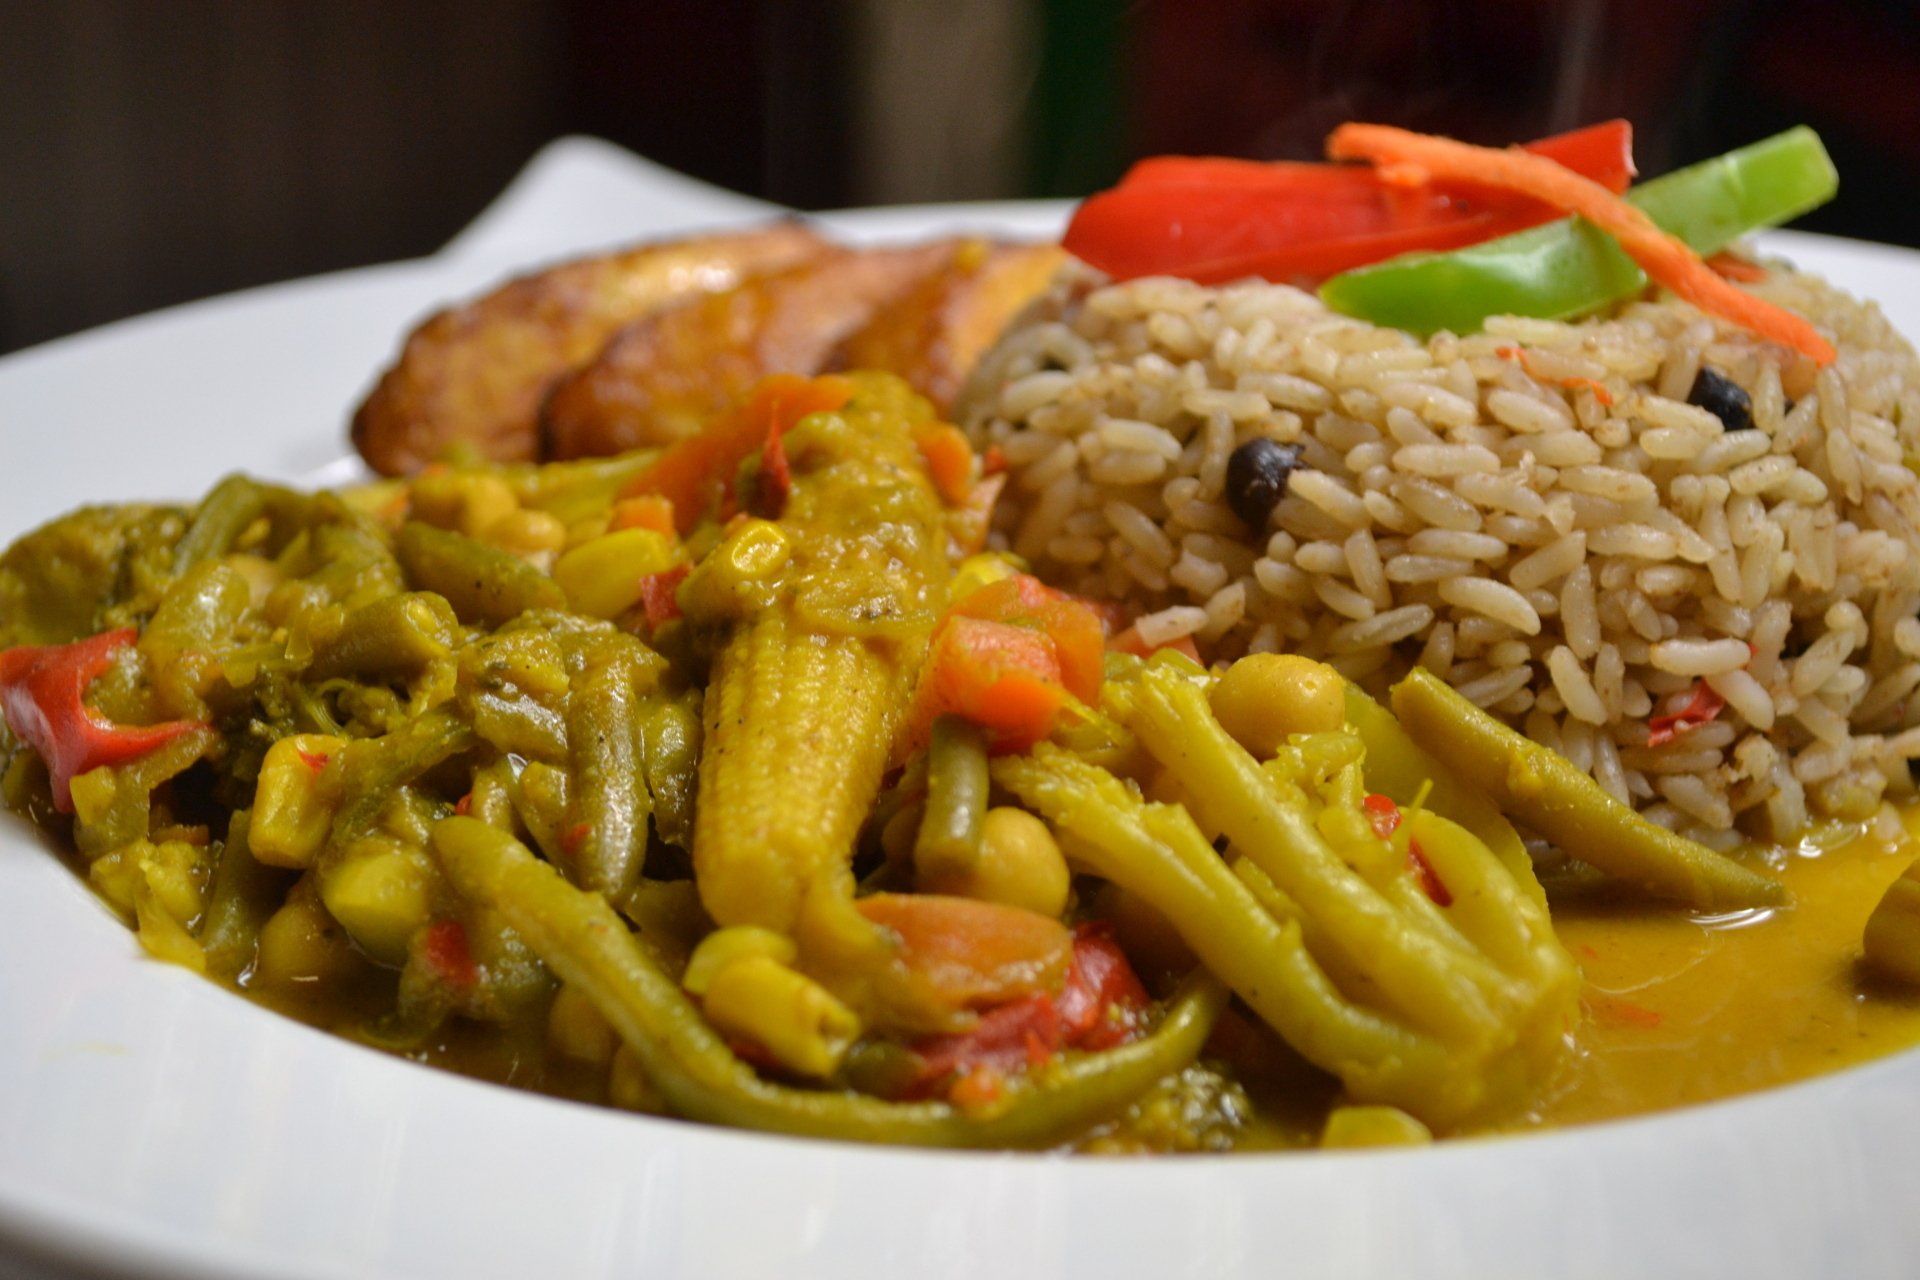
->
[1326, 123, 1836, 365]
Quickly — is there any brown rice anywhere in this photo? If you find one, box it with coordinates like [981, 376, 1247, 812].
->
[960, 262, 1920, 848]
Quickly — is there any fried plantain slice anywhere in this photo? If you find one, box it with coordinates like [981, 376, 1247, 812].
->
[539, 242, 957, 459]
[830, 241, 1067, 412]
[351, 222, 830, 474]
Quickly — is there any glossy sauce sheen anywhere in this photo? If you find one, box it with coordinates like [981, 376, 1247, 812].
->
[1519, 812, 1920, 1131]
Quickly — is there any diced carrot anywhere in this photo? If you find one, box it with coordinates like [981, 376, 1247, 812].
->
[1328, 123, 1837, 365]
[914, 424, 978, 507]
[609, 494, 676, 535]
[619, 373, 854, 532]
[950, 574, 1105, 703]
[856, 892, 1073, 1010]
[904, 616, 1068, 756]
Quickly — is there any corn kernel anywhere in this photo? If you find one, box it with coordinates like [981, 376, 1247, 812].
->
[411, 471, 520, 538]
[701, 955, 861, 1079]
[679, 520, 791, 621]
[551, 528, 680, 619]
[948, 552, 1019, 603]
[250, 734, 346, 868]
[484, 508, 568, 558]
[681, 925, 797, 996]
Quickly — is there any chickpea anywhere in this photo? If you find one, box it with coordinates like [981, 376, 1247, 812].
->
[410, 471, 519, 538]
[484, 508, 567, 558]
[1208, 652, 1346, 758]
[931, 807, 1071, 918]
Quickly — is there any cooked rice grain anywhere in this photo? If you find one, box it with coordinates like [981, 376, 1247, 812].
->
[961, 264, 1920, 844]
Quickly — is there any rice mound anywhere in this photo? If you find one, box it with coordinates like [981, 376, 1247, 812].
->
[959, 264, 1920, 847]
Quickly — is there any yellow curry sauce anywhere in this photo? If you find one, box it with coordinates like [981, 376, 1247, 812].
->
[1523, 816, 1920, 1131]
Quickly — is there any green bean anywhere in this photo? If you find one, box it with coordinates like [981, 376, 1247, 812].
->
[304, 504, 404, 607]
[200, 809, 289, 979]
[1343, 683, 1541, 905]
[322, 709, 475, 860]
[307, 591, 459, 681]
[172, 474, 305, 574]
[143, 561, 251, 654]
[396, 521, 565, 626]
[511, 761, 573, 865]
[431, 817, 1224, 1147]
[640, 689, 702, 852]
[466, 761, 519, 830]
[912, 716, 989, 891]
[996, 747, 1448, 1091]
[138, 561, 252, 719]
[1390, 668, 1786, 910]
[1130, 671, 1519, 1046]
[565, 646, 655, 896]
[467, 690, 569, 761]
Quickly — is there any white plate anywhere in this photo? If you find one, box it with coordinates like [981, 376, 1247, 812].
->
[5, 139, 1920, 1280]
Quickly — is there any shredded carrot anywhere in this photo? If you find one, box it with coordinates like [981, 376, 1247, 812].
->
[1495, 346, 1616, 406]
[296, 749, 331, 771]
[1586, 991, 1664, 1029]
[453, 792, 473, 816]
[1329, 124, 1836, 365]
[1707, 251, 1769, 283]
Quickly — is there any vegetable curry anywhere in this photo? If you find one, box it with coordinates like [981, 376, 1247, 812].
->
[5, 371, 1920, 1153]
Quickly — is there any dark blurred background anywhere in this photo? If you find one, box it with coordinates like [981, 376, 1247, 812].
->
[3, 0, 1917, 355]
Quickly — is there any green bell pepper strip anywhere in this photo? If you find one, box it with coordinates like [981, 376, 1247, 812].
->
[1319, 126, 1838, 335]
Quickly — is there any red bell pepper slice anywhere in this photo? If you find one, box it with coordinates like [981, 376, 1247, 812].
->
[1064, 120, 1634, 285]
[0, 629, 205, 813]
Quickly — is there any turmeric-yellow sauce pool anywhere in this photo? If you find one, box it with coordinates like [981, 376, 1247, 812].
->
[1516, 809, 1920, 1131]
